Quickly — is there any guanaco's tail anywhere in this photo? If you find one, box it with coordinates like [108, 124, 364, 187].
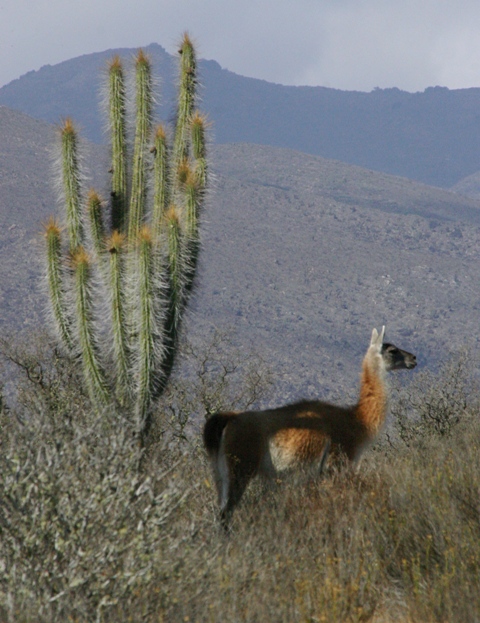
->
[203, 412, 238, 457]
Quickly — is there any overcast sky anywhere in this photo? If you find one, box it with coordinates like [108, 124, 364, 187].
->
[2, 0, 480, 92]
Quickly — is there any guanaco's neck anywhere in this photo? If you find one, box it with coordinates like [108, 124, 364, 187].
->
[355, 348, 388, 437]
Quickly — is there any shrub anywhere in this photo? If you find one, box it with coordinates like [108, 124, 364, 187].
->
[390, 348, 480, 444]
[1, 337, 479, 622]
[0, 334, 191, 621]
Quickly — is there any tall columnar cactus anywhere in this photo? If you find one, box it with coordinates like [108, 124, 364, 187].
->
[44, 34, 208, 443]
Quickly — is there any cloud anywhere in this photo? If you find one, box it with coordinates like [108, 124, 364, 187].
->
[298, 0, 480, 91]
[1, 0, 480, 92]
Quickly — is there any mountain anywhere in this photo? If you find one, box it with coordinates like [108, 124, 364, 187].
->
[2, 105, 480, 403]
[2, 44, 480, 189]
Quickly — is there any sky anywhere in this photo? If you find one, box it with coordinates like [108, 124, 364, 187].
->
[2, 0, 480, 92]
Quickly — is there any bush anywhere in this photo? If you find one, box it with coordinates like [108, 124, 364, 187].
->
[0, 412, 191, 621]
[0, 336, 479, 621]
[154, 327, 273, 443]
[380, 425, 480, 622]
[390, 348, 480, 444]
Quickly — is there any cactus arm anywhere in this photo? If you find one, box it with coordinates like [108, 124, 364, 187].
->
[183, 166, 200, 241]
[183, 112, 208, 293]
[44, 218, 75, 352]
[72, 247, 109, 406]
[108, 56, 128, 233]
[128, 50, 153, 243]
[140, 205, 183, 408]
[151, 124, 170, 242]
[182, 170, 201, 297]
[60, 119, 84, 252]
[87, 189, 106, 260]
[172, 33, 196, 176]
[165, 206, 183, 334]
[191, 111, 208, 190]
[135, 226, 165, 434]
[107, 231, 131, 403]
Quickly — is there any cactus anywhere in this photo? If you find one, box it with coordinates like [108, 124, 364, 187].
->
[44, 34, 208, 443]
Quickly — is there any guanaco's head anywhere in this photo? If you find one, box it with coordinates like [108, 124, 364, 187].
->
[382, 342, 417, 371]
[370, 326, 417, 372]
[367, 326, 417, 373]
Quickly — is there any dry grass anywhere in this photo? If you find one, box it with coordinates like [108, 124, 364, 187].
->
[0, 337, 479, 622]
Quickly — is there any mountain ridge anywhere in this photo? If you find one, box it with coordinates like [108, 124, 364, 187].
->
[2, 44, 480, 188]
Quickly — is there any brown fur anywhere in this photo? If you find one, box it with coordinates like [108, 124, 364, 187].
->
[357, 351, 388, 435]
[203, 327, 416, 529]
[270, 332, 412, 470]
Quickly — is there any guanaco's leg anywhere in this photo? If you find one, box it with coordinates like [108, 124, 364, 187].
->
[218, 420, 264, 531]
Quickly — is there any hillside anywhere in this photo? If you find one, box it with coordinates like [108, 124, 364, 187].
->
[2, 44, 480, 188]
[0, 106, 105, 340]
[2, 106, 480, 403]
[452, 170, 480, 199]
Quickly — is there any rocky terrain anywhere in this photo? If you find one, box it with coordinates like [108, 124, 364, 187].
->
[2, 106, 480, 403]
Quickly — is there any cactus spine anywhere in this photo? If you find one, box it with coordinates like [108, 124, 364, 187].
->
[44, 34, 208, 442]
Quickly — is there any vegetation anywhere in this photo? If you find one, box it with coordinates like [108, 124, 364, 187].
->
[1, 30, 479, 623]
[0, 331, 479, 622]
[44, 34, 208, 444]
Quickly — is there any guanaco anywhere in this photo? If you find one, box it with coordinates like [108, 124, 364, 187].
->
[203, 327, 416, 529]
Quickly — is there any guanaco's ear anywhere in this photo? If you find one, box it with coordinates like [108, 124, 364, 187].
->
[379, 325, 385, 343]
[370, 326, 385, 347]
